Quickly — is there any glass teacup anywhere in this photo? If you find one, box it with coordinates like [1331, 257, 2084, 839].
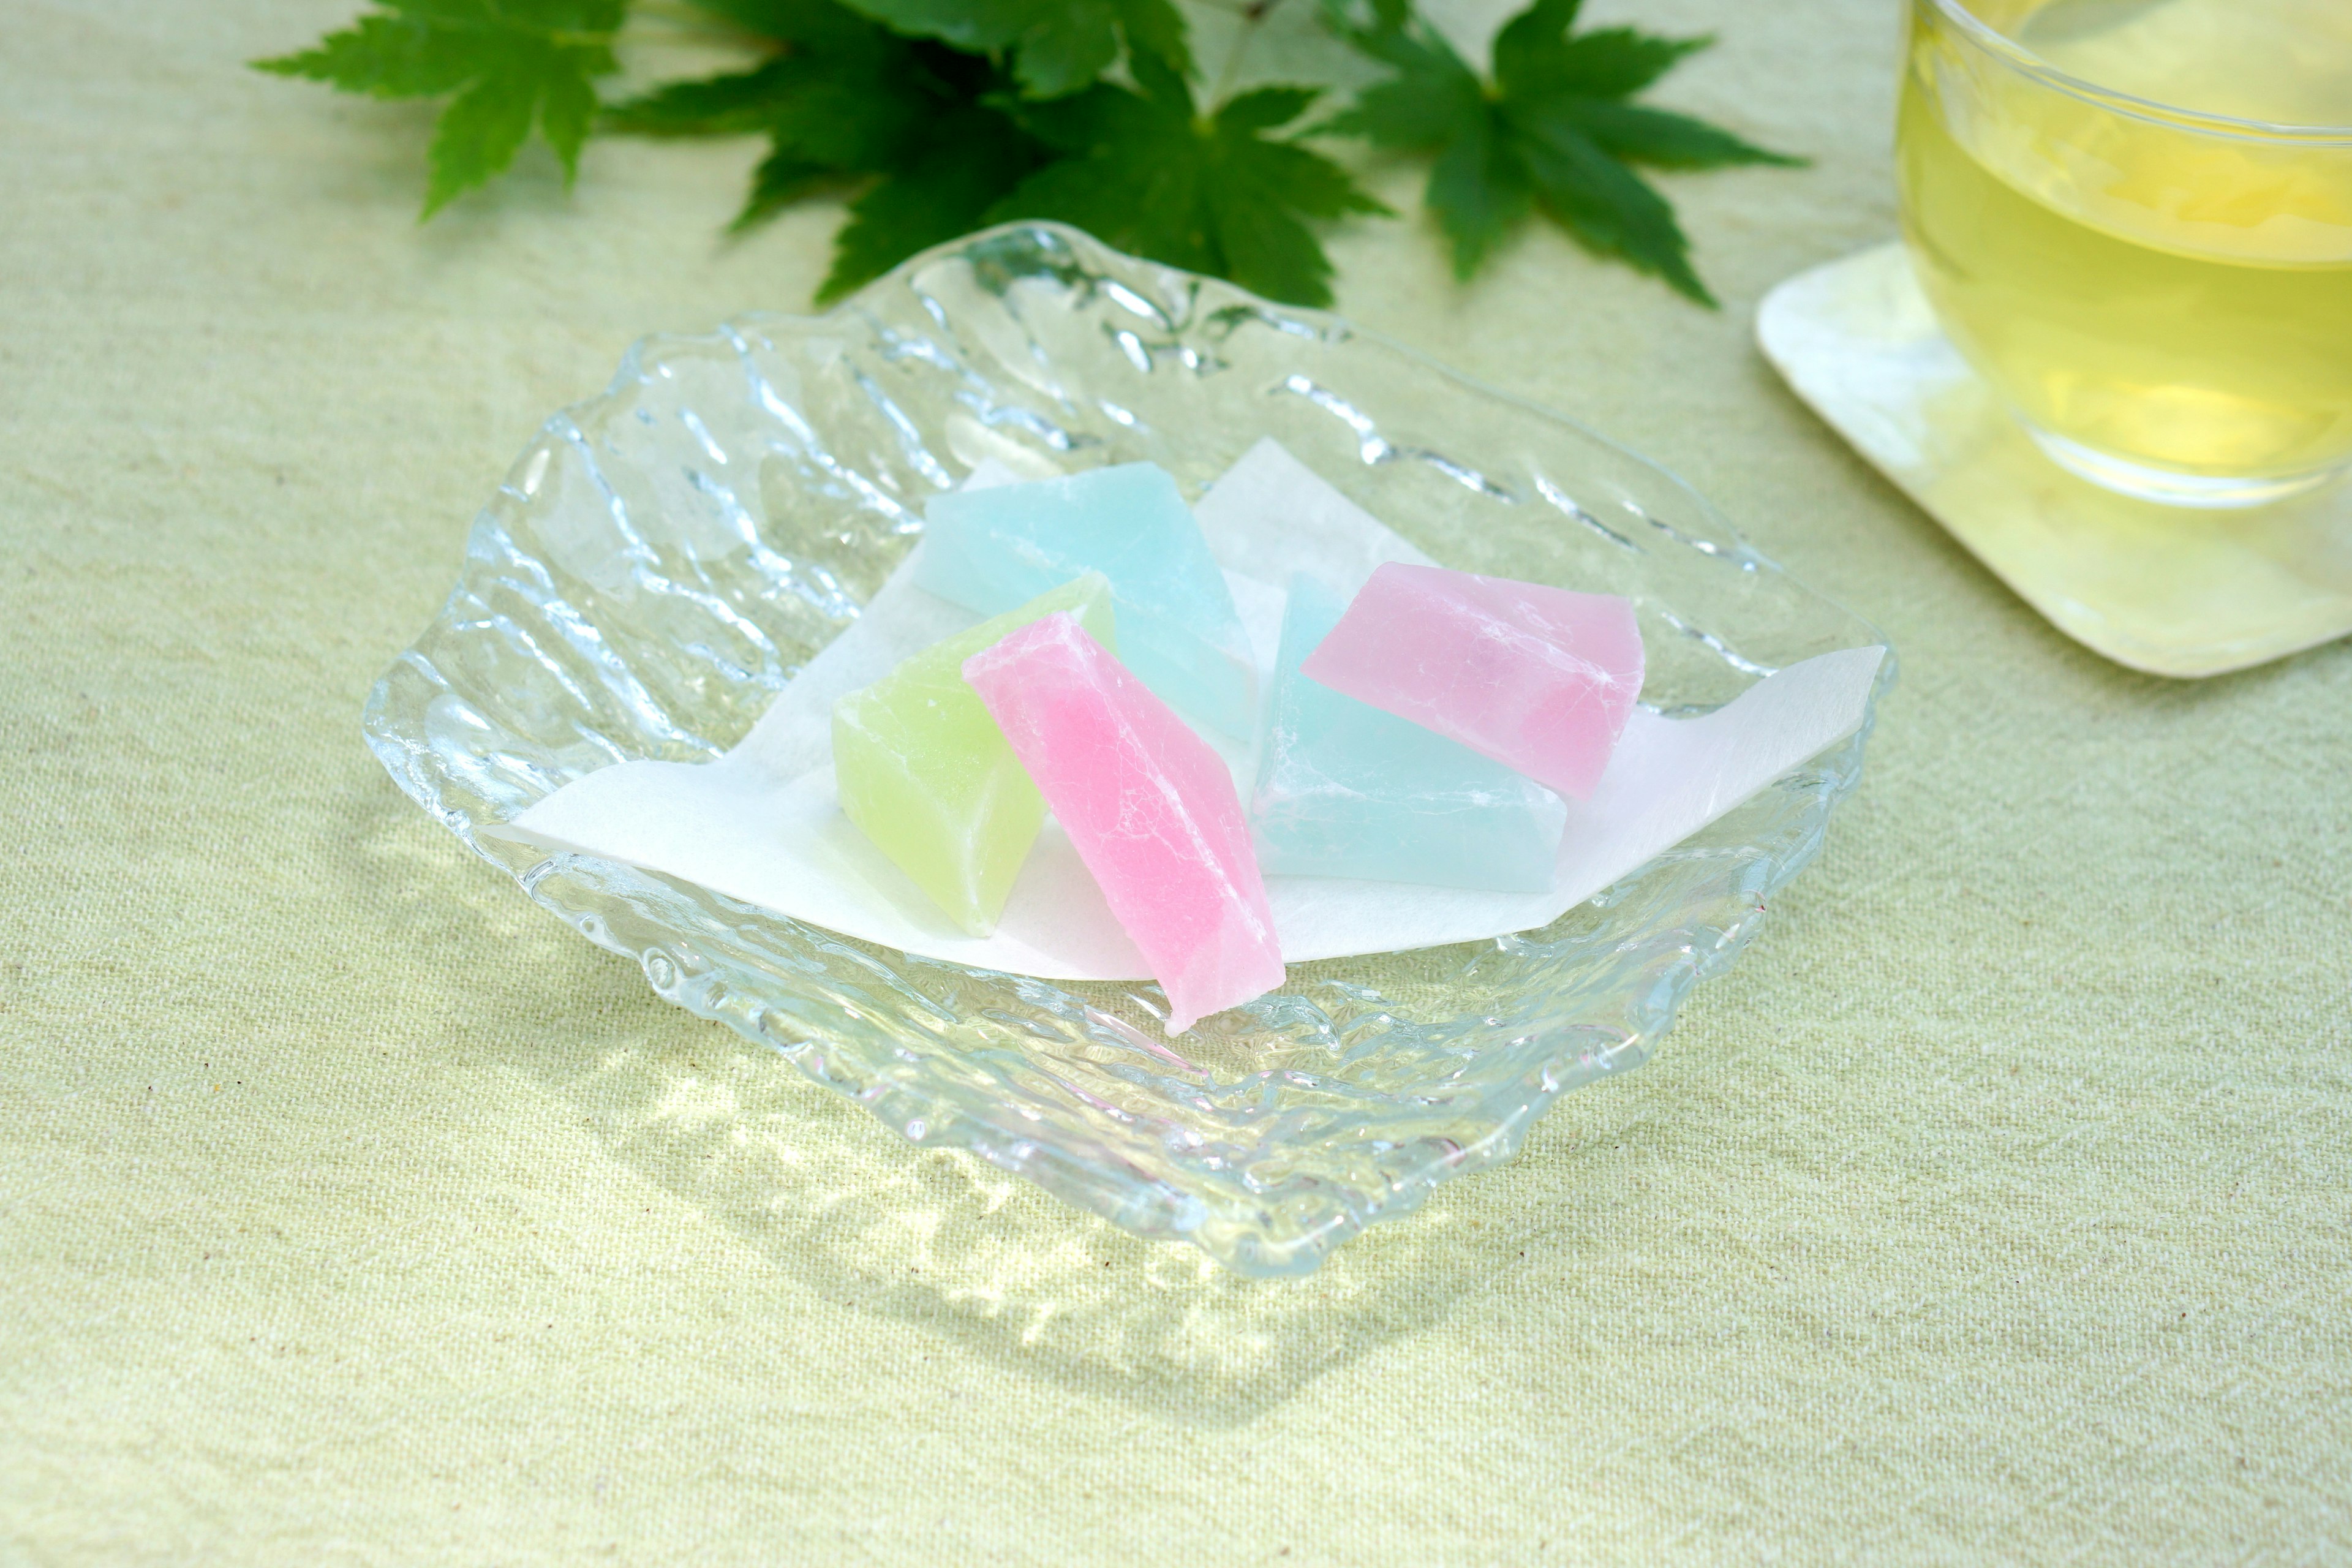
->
[1898, 0, 2352, 509]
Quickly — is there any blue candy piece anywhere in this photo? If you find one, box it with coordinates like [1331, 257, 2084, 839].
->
[917, 463, 1256, 737]
[1251, 573, 1566, 892]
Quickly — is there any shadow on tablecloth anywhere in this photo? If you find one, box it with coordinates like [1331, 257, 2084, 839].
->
[341, 756, 1646, 1429]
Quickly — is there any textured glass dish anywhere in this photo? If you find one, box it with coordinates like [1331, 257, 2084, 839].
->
[366, 223, 1890, 1278]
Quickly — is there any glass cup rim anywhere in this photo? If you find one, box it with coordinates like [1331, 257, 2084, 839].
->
[1922, 0, 2352, 145]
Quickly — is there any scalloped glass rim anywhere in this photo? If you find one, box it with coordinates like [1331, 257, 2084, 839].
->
[364, 222, 1891, 1278]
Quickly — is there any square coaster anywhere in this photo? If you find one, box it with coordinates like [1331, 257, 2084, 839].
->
[1758, 243, 2352, 678]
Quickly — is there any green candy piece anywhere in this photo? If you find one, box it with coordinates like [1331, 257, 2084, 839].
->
[832, 573, 1117, 936]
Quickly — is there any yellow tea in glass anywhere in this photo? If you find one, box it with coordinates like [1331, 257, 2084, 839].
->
[1898, 0, 2352, 507]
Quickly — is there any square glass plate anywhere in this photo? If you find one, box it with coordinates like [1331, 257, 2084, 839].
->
[366, 223, 1890, 1277]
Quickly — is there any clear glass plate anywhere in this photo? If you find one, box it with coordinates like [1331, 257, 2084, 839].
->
[365, 223, 1891, 1278]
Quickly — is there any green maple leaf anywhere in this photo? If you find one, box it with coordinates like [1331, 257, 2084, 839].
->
[606, 0, 1053, 296]
[253, 0, 624, 216]
[1323, 0, 1800, 303]
[603, 13, 933, 209]
[831, 0, 1191, 98]
[984, 53, 1388, 307]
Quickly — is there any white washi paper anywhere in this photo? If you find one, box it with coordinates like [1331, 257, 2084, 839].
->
[500, 439, 1884, 980]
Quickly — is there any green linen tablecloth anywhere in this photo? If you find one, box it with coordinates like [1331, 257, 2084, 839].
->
[4, 1, 2346, 1561]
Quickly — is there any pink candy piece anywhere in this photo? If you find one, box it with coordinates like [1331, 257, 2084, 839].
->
[1300, 563, 1644, 802]
[963, 612, 1286, 1035]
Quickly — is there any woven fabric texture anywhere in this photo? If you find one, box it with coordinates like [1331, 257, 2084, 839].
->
[3, 1, 2346, 1562]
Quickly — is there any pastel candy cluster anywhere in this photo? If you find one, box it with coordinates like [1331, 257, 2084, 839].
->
[830, 459, 1645, 1034]
[840, 462, 1281, 1032]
